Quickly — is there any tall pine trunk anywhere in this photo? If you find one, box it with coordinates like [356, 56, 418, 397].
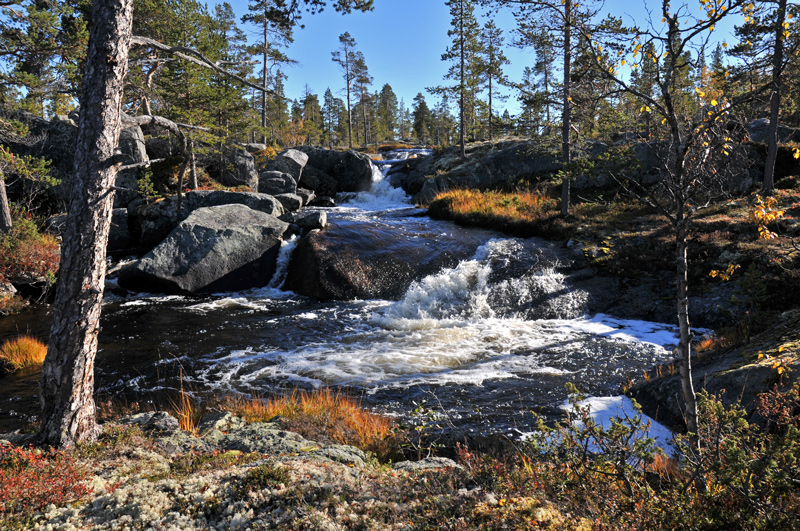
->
[39, 0, 134, 448]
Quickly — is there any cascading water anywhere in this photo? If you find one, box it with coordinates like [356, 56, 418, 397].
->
[0, 150, 681, 435]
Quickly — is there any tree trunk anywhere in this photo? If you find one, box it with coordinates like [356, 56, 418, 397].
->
[763, 0, 787, 194]
[459, 0, 466, 159]
[39, 0, 134, 448]
[488, 74, 493, 141]
[261, 10, 269, 145]
[675, 212, 699, 442]
[560, 0, 572, 216]
[0, 170, 11, 233]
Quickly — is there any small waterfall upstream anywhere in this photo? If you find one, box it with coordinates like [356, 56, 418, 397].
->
[0, 150, 682, 434]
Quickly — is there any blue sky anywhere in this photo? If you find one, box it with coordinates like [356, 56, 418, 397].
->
[215, 0, 741, 116]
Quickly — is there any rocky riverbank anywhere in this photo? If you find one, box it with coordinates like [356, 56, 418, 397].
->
[0, 411, 584, 531]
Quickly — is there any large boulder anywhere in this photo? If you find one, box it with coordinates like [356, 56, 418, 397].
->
[282, 218, 490, 300]
[258, 170, 297, 195]
[298, 165, 338, 197]
[296, 146, 375, 193]
[747, 118, 800, 144]
[118, 204, 289, 294]
[387, 140, 562, 203]
[262, 149, 308, 182]
[136, 190, 284, 248]
[115, 126, 148, 208]
[216, 146, 258, 190]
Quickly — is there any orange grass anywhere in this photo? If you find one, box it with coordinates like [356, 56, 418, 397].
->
[432, 189, 556, 221]
[223, 388, 397, 460]
[0, 335, 47, 372]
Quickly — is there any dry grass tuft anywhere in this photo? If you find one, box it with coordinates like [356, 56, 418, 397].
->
[223, 388, 398, 460]
[0, 335, 47, 373]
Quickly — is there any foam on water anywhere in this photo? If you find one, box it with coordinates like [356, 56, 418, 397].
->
[193, 238, 680, 394]
[335, 160, 414, 212]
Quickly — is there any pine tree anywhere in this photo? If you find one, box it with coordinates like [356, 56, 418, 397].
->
[331, 31, 359, 149]
[352, 51, 373, 148]
[377, 84, 399, 141]
[242, 0, 296, 144]
[478, 20, 509, 140]
[433, 0, 483, 158]
[412, 92, 432, 143]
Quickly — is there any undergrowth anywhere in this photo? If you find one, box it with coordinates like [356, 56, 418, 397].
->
[0, 210, 59, 287]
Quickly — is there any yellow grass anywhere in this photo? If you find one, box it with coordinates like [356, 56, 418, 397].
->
[0, 335, 47, 372]
[434, 189, 556, 222]
[223, 388, 397, 459]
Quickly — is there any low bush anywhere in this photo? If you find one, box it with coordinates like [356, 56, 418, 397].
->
[0, 210, 59, 286]
[0, 442, 92, 528]
[0, 335, 47, 373]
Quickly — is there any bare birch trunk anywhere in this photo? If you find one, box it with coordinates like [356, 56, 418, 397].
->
[39, 0, 134, 448]
[676, 212, 699, 440]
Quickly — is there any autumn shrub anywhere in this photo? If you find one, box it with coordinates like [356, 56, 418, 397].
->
[0, 335, 47, 373]
[0, 211, 60, 286]
[0, 442, 92, 526]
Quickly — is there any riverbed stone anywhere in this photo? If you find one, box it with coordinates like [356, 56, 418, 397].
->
[296, 187, 315, 206]
[273, 193, 303, 212]
[136, 190, 284, 248]
[297, 146, 375, 193]
[119, 204, 289, 294]
[258, 170, 297, 195]
[265, 149, 308, 182]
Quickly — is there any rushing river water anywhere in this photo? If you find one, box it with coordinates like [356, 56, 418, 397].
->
[0, 151, 682, 436]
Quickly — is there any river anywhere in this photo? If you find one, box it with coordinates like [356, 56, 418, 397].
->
[0, 150, 681, 437]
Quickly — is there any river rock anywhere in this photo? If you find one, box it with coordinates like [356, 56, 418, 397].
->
[216, 146, 258, 190]
[296, 187, 316, 206]
[388, 140, 562, 203]
[136, 190, 284, 248]
[273, 193, 303, 212]
[282, 218, 490, 300]
[263, 149, 308, 182]
[280, 211, 327, 230]
[119, 204, 289, 294]
[297, 146, 375, 193]
[298, 165, 339, 197]
[258, 170, 297, 195]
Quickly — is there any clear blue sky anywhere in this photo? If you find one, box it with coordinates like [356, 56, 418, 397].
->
[214, 0, 741, 116]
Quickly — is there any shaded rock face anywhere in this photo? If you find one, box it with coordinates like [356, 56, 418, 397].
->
[137, 190, 284, 249]
[748, 118, 800, 144]
[258, 170, 297, 195]
[296, 146, 374, 194]
[115, 126, 148, 208]
[387, 141, 562, 204]
[119, 204, 289, 294]
[216, 146, 258, 190]
[282, 219, 492, 301]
